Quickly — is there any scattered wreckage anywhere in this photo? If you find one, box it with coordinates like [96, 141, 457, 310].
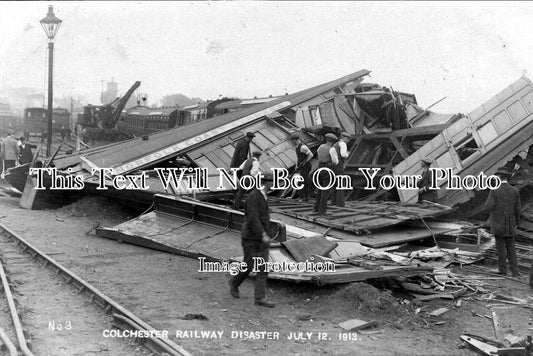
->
[5, 70, 533, 285]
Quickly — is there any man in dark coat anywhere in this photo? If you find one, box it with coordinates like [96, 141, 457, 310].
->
[230, 173, 276, 308]
[417, 158, 438, 202]
[290, 132, 313, 201]
[230, 132, 255, 169]
[18, 137, 33, 165]
[484, 167, 521, 277]
[313, 133, 339, 215]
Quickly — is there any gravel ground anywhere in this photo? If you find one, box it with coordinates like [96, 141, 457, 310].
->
[0, 184, 532, 355]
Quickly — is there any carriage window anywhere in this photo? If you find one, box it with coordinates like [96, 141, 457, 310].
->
[478, 121, 498, 145]
[507, 100, 527, 122]
[455, 137, 479, 161]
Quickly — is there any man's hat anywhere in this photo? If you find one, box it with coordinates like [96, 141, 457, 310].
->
[421, 157, 433, 165]
[246, 132, 255, 138]
[252, 151, 262, 157]
[6, 129, 14, 135]
[325, 133, 337, 141]
[340, 132, 351, 139]
[289, 132, 300, 140]
[262, 172, 274, 182]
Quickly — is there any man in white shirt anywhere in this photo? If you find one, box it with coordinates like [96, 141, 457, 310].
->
[331, 133, 351, 207]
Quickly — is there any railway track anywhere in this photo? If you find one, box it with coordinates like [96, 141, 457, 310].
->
[0, 222, 191, 356]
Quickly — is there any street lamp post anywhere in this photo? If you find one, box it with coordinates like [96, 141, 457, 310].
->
[40, 6, 62, 157]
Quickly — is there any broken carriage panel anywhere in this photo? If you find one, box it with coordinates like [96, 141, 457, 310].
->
[394, 76, 533, 206]
[96, 194, 432, 285]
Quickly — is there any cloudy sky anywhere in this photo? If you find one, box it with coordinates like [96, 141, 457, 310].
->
[1, 1, 532, 113]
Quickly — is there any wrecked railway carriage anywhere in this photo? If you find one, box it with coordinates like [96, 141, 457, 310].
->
[394, 76, 533, 215]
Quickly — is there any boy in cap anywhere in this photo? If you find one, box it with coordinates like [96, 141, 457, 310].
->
[485, 167, 521, 277]
[230, 132, 255, 169]
[230, 171, 276, 308]
[313, 133, 339, 215]
[289, 132, 313, 201]
[17, 136, 33, 165]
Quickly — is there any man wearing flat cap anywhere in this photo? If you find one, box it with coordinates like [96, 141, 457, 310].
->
[331, 133, 351, 207]
[230, 132, 255, 169]
[485, 167, 521, 277]
[230, 171, 276, 308]
[417, 157, 437, 202]
[289, 132, 313, 201]
[313, 133, 339, 215]
[1, 129, 19, 172]
[231, 150, 263, 210]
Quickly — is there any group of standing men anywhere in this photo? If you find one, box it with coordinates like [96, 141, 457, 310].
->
[0, 129, 33, 176]
[306, 132, 350, 215]
[229, 130, 352, 214]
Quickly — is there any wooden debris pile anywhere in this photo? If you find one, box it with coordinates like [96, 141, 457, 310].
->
[399, 269, 488, 303]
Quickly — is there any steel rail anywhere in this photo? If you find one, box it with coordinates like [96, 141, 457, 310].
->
[0, 223, 191, 356]
[0, 324, 18, 356]
[0, 259, 34, 356]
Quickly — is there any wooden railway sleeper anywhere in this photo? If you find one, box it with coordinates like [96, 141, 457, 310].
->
[103, 303, 113, 313]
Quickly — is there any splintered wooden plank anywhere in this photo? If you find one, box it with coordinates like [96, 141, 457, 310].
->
[338, 319, 378, 331]
[280, 207, 317, 213]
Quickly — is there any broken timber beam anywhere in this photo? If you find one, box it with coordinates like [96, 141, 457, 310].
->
[361, 124, 449, 140]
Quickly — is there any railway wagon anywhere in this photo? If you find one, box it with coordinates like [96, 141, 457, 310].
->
[117, 106, 179, 137]
[116, 98, 231, 137]
[23, 107, 71, 139]
[115, 97, 273, 138]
